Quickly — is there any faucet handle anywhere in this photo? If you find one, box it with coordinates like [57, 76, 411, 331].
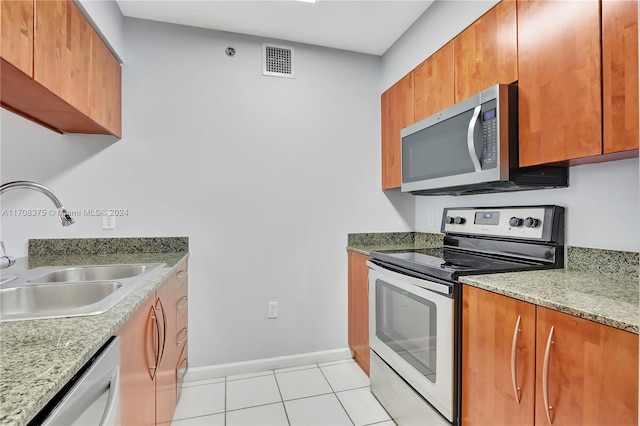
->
[0, 241, 16, 269]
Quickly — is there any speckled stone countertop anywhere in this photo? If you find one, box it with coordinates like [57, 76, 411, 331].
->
[460, 269, 639, 333]
[461, 246, 638, 334]
[0, 238, 189, 426]
[346, 232, 444, 255]
[347, 233, 638, 334]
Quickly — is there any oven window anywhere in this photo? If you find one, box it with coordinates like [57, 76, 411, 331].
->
[376, 280, 437, 383]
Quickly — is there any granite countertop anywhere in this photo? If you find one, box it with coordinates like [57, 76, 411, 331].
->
[460, 269, 639, 334]
[0, 239, 189, 426]
[346, 232, 444, 255]
[347, 232, 639, 334]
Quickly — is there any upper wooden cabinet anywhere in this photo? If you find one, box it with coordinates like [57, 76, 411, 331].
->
[518, 0, 638, 166]
[454, 0, 517, 102]
[414, 41, 454, 123]
[35, 0, 92, 116]
[381, 73, 414, 189]
[1, 1, 34, 76]
[0, 0, 121, 137]
[90, 29, 122, 137]
[462, 285, 639, 426]
[602, 0, 639, 154]
[518, 0, 602, 166]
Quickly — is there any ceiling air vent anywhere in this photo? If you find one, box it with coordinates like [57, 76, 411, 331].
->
[262, 43, 295, 78]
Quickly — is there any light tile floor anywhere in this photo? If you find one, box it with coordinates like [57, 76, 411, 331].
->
[172, 359, 396, 426]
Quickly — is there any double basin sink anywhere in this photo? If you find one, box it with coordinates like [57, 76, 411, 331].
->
[0, 263, 164, 321]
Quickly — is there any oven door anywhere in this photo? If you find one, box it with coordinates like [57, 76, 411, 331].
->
[368, 261, 455, 423]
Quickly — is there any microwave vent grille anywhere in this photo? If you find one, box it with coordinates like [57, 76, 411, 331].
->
[262, 44, 295, 78]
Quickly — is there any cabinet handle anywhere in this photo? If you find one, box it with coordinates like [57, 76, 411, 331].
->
[510, 315, 522, 404]
[177, 327, 188, 346]
[176, 296, 188, 310]
[177, 358, 189, 381]
[542, 326, 555, 425]
[176, 269, 188, 279]
[156, 298, 167, 366]
[149, 306, 160, 379]
[466, 104, 482, 172]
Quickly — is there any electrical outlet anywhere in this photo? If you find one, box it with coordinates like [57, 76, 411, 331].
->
[428, 211, 435, 226]
[102, 214, 116, 230]
[268, 302, 278, 319]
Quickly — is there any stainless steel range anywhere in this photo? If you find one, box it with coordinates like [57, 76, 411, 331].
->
[367, 205, 565, 426]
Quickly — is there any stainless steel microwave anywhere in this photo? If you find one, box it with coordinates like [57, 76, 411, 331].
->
[401, 84, 568, 196]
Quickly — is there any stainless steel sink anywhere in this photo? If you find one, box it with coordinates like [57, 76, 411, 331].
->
[1, 282, 123, 316]
[0, 263, 164, 321]
[28, 264, 155, 283]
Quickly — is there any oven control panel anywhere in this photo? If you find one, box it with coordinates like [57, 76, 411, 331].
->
[442, 207, 556, 240]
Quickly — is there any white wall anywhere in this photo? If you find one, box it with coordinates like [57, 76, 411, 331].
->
[0, 18, 414, 367]
[412, 159, 640, 252]
[382, 0, 640, 252]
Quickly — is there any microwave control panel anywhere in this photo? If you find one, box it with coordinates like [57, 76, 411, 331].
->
[480, 99, 498, 170]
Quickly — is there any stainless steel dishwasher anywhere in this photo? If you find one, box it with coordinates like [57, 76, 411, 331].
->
[37, 337, 120, 426]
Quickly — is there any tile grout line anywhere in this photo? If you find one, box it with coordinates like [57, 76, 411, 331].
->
[271, 369, 292, 426]
[317, 363, 356, 426]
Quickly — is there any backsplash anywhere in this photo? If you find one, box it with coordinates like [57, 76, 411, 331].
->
[347, 232, 443, 249]
[567, 246, 639, 280]
[29, 237, 189, 257]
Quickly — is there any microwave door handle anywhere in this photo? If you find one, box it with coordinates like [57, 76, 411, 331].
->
[467, 105, 482, 172]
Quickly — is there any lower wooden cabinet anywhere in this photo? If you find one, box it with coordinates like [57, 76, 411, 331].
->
[462, 285, 638, 426]
[118, 295, 157, 425]
[119, 260, 188, 425]
[347, 250, 370, 375]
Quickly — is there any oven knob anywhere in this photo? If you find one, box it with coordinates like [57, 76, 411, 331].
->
[454, 216, 466, 225]
[509, 217, 523, 227]
[445, 216, 455, 224]
[524, 217, 540, 228]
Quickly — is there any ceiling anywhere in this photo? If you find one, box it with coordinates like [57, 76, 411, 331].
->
[115, 1, 435, 56]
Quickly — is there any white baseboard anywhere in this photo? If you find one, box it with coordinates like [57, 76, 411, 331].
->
[184, 347, 352, 382]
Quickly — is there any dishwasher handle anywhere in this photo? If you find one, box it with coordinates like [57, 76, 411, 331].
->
[100, 366, 120, 426]
[42, 337, 120, 426]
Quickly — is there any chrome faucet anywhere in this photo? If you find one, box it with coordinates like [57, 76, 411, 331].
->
[0, 180, 76, 269]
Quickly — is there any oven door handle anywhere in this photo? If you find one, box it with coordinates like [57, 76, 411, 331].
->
[367, 260, 452, 297]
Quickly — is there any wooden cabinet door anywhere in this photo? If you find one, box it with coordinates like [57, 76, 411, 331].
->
[462, 286, 536, 426]
[156, 278, 177, 424]
[118, 296, 157, 426]
[414, 41, 454, 123]
[1, 0, 33, 76]
[348, 251, 370, 375]
[454, 0, 517, 102]
[602, 0, 639, 154]
[535, 307, 639, 426]
[90, 29, 122, 137]
[381, 73, 414, 189]
[34, 0, 92, 116]
[517, 0, 602, 166]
